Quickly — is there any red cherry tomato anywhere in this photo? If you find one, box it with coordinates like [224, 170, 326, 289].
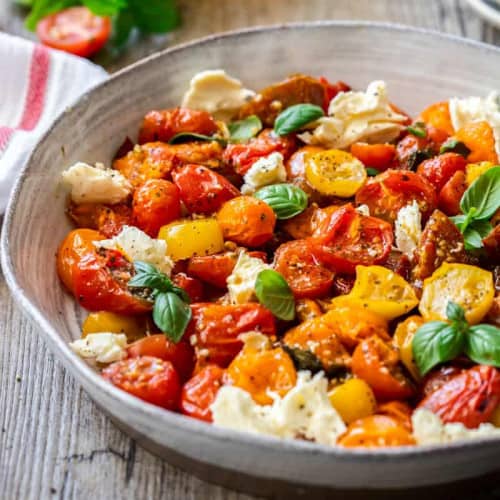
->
[180, 365, 225, 422]
[127, 334, 195, 382]
[438, 170, 467, 216]
[311, 204, 393, 274]
[172, 164, 239, 214]
[418, 365, 500, 428]
[132, 179, 181, 237]
[36, 7, 111, 58]
[171, 272, 204, 303]
[350, 143, 396, 171]
[102, 356, 181, 410]
[318, 77, 350, 112]
[417, 152, 467, 192]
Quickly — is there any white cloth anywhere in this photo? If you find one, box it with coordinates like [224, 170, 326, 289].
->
[0, 32, 108, 212]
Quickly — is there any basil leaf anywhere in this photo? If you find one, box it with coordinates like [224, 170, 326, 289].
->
[171, 285, 191, 304]
[282, 345, 323, 373]
[462, 220, 493, 250]
[407, 122, 427, 138]
[465, 324, 500, 366]
[274, 104, 324, 136]
[153, 292, 192, 343]
[25, 0, 78, 30]
[254, 183, 308, 219]
[109, 7, 135, 49]
[406, 149, 432, 171]
[446, 301, 466, 324]
[366, 167, 380, 177]
[168, 132, 223, 145]
[228, 115, 262, 143]
[128, 261, 172, 292]
[439, 139, 471, 157]
[127, 0, 180, 33]
[82, 0, 126, 16]
[460, 166, 500, 220]
[255, 269, 295, 321]
[413, 321, 465, 375]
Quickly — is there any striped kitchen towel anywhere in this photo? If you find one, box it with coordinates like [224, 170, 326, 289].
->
[0, 32, 108, 212]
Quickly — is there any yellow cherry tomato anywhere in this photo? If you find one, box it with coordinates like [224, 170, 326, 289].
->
[393, 315, 424, 381]
[158, 218, 224, 261]
[465, 161, 495, 186]
[331, 265, 419, 320]
[305, 149, 367, 197]
[419, 263, 494, 324]
[329, 378, 377, 424]
[82, 311, 151, 342]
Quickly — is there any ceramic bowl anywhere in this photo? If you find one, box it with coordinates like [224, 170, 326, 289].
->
[3, 22, 500, 497]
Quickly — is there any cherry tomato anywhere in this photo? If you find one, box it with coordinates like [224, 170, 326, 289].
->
[171, 272, 204, 303]
[273, 239, 333, 298]
[132, 179, 181, 237]
[350, 143, 396, 171]
[417, 152, 467, 192]
[418, 365, 500, 428]
[285, 146, 324, 198]
[312, 204, 393, 274]
[438, 170, 467, 216]
[352, 335, 414, 401]
[188, 303, 276, 367]
[180, 365, 224, 422]
[395, 133, 431, 170]
[421, 365, 465, 398]
[36, 7, 110, 58]
[376, 401, 413, 430]
[103, 356, 181, 409]
[417, 101, 455, 136]
[318, 77, 350, 112]
[355, 170, 437, 223]
[138, 107, 217, 144]
[172, 164, 239, 215]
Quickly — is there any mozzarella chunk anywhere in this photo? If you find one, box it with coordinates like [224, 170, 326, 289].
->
[355, 204, 370, 216]
[449, 92, 500, 157]
[227, 251, 270, 304]
[62, 162, 132, 204]
[299, 81, 407, 150]
[70, 333, 127, 363]
[240, 152, 287, 194]
[181, 70, 255, 122]
[96, 225, 174, 276]
[395, 201, 422, 258]
[412, 408, 500, 445]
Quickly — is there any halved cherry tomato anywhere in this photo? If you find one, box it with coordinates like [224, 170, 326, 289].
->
[318, 77, 350, 112]
[416, 152, 467, 192]
[36, 7, 110, 58]
[438, 170, 467, 216]
[171, 273, 204, 303]
[377, 401, 413, 430]
[102, 356, 181, 410]
[329, 378, 377, 424]
[421, 365, 465, 398]
[274, 239, 334, 298]
[350, 143, 396, 171]
[82, 311, 152, 343]
[355, 170, 437, 223]
[127, 334, 195, 382]
[188, 303, 276, 367]
[453, 120, 499, 164]
[180, 365, 225, 422]
[312, 204, 393, 274]
[285, 146, 324, 197]
[172, 164, 239, 215]
[395, 134, 432, 171]
[352, 335, 414, 401]
[417, 101, 455, 136]
[418, 365, 500, 428]
[132, 179, 181, 237]
[393, 315, 424, 381]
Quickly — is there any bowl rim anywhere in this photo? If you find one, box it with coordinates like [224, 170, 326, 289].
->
[3, 20, 500, 464]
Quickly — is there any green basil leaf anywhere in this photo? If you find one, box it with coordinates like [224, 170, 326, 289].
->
[153, 292, 192, 343]
[366, 167, 380, 177]
[450, 214, 468, 232]
[460, 166, 500, 220]
[228, 115, 262, 143]
[413, 321, 465, 375]
[407, 122, 427, 138]
[274, 104, 324, 136]
[128, 0, 180, 33]
[462, 219, 493, 250]
[439, 138, 471, 157]
[255, 269, 295, 321]
[446, 301, 466, 324]
[406, 149, 432, 171]
[109, 7, 135, 49]
[128, 261, 173, 292]
[282, 345, 323, 373]
[465, 324, 500, 366]
[82, 0, 125, 16]
[168, 132, 225, 145]
[254, 183, 308, 219]
[171, 285, 191, 304]
[25, 0, 78, 30]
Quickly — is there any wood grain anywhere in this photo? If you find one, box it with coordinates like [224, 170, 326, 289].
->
[0, 1, 499, 499]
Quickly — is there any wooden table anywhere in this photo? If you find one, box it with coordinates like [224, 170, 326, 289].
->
[1, 1, 499, 499]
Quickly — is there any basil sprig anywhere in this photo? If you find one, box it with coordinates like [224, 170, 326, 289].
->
[227, 115, 262, 143]
[254, 183, 308, 219]
[451, 166, 500, 249]
[366, 167, 380, 177]
[439, 138, 471, 157]
[255, 269, 295, 321]
[128, 261, 191, 342]
[413, 301, 500, 375]
[274, 104, 324, 136]
[407, 122, 427, 138]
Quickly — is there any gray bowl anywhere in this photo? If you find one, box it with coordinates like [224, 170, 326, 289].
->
[2, 22, 500, 497]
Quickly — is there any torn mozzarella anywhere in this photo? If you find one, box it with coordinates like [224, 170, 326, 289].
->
[240, 152, 287, 194]
[394, 201, 422, 258]
[227, 251, 270, 304]
[70, 333, 127, 363]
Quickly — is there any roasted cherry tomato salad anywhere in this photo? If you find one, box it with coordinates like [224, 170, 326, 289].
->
[59, 71, 500, 448]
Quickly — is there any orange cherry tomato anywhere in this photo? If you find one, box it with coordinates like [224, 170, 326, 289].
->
[217, 196, 276, 247]
[36, 7, 111, 58]
[377, 401, 413, 430]
[438, 170, 467, 216]
[350, 143, 396, 171]
[352, 336, 414, 401]
[417, 101, 455, 136]
[102, 356, 181, 410]
[418, 365, 500, 428]
[132, 179, 181, 237]
[180, 365, 225, 422]
[453, 120, 499, 164]
[138, 107, 217, 144]
[417, 152, 467, 192]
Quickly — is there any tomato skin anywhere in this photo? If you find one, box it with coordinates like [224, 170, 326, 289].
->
[421, 365, 465, 398]
[274, 239, 334, 299]
[418, 101, 455, 136]
[438, 170, 467, 216]
[319, 77, 350, 112]
[132, 179, 181, 237]
[419, 365, 500, 428]
[352, 336, 414, 401]
[417, 152, 467, 192]
[172, 164, 239, 215]
[103, 356, 181, 409]
[188, 303, 276, 367]
[127, 335, 195, 382]
[180, 365, 224, 422]
[171, 272, 204, 303]
[36, 7, 110, 57]
[138, 107, 217, 144]
[350, 143, 396, 171]
[377, 401, 413, 430]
